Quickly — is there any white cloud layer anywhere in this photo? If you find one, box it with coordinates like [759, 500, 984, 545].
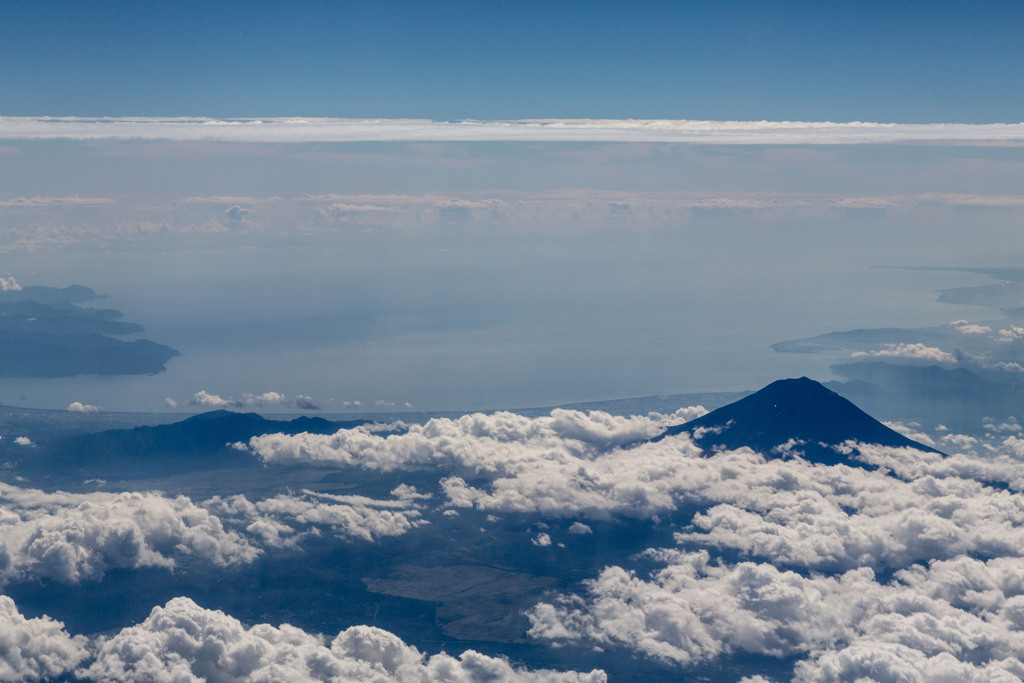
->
[0, 483, 425, 586]
[851, 343, 957, 363]
[0, 595, 605, 682]
[188, 390, 322, 411]
[246, 407, 708, 519]
[2, 117, 1024, 145]
[0, 483, 258, 584]
[0, 596, 88, 681]
[245, 406, 1024, 676]
[527, 550, 1024, 680]
[12, 405, 1024, 678]
[246, 408, 1024, 570]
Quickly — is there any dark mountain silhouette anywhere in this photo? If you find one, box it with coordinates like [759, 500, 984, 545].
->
[657, 377, 941, 466]
[0, 283, 180, 377]
[0, 331, 179, 377]
[22, 410, 371, 480]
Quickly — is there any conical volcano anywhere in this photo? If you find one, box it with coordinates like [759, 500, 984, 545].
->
[658, 377, 941, 465]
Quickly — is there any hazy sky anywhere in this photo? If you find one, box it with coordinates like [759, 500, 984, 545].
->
[1, 3, 1023, 412]
[1, 128, 1018, 412]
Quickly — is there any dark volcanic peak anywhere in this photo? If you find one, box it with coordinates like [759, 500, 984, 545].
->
[659, 377, 942, 466]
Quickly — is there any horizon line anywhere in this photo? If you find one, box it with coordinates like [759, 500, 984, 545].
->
[2, 117, 1024, 145]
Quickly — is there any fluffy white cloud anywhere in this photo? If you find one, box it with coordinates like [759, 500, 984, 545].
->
[793, 643, 1024, 682]
[245, 408, 1024, 573]
[13, 436, 33, 446]
[188, 390, 242, 408]
[0, 276, 21, 291]
[80, 597, 606, 682]
[883, 421, 937, 448]
[0, 483, 427, 586]
[67, 401, 99, 414]
[528, 550, 1024, 676]
[248, 407, 703, 471]
[951, 320, 993, 335]
[192, 406, 1024, 677]
[247, 407, 711, 519]
[0, 483, 259, 584]
[187, 390, 323, 411]
[851, 343, 957, 363]
[0, 596, 88, 681]
[242, 391, 286, 406]
[997, 327, 1024, 342]
[499, 416, 1024, 676]
[3, 117, 1024, 145]
[205, 489, 426, 546]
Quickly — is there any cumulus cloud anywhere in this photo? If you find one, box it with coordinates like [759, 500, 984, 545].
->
[205, 489, 426, 546]
[0, 483, 258, 585]
[188, 390, 242, 409]
[67, 401, 99, 413]
[882, 420, 938, 448]
[528, 550, 1024, 675]
[242, 391, 287, 406]
[246, 408, 712, 518]
[187, 390, 322, 411]
[76, 596, 606, 682]
[476, 417, 1024, 676]
[13, 436, 33, 446]
[951, 320, 993, 335]
[0, 276, 21, 291]
[0, 595, 604, 682]
[997, 326, 1024, 342]
[14, 398, 1024, 678]
[0, 596, 88, 681]
[0, 482, 428, 587]
[3, 117, 1024, 145]
[203, 405, 1024, 676]
[532, 532, 552, 547]
[222, 205, 252, 226]
[851, 343, 957, 363]
[247, 408, 1024, 572]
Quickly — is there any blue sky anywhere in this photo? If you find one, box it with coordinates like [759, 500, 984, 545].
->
[1, 1, 1023, 413]
[2, 0, 1022, 122]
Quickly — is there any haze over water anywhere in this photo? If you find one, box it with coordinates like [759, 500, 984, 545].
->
[5, 207, 999, 413]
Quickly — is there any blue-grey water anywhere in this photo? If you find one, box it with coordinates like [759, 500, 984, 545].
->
[4, 217, 1000, 414]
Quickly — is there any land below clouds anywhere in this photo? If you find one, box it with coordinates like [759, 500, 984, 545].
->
[0, 376, 1020, 681]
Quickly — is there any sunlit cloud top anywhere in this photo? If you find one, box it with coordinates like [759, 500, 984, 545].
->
[2, 117, 1024, 145]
